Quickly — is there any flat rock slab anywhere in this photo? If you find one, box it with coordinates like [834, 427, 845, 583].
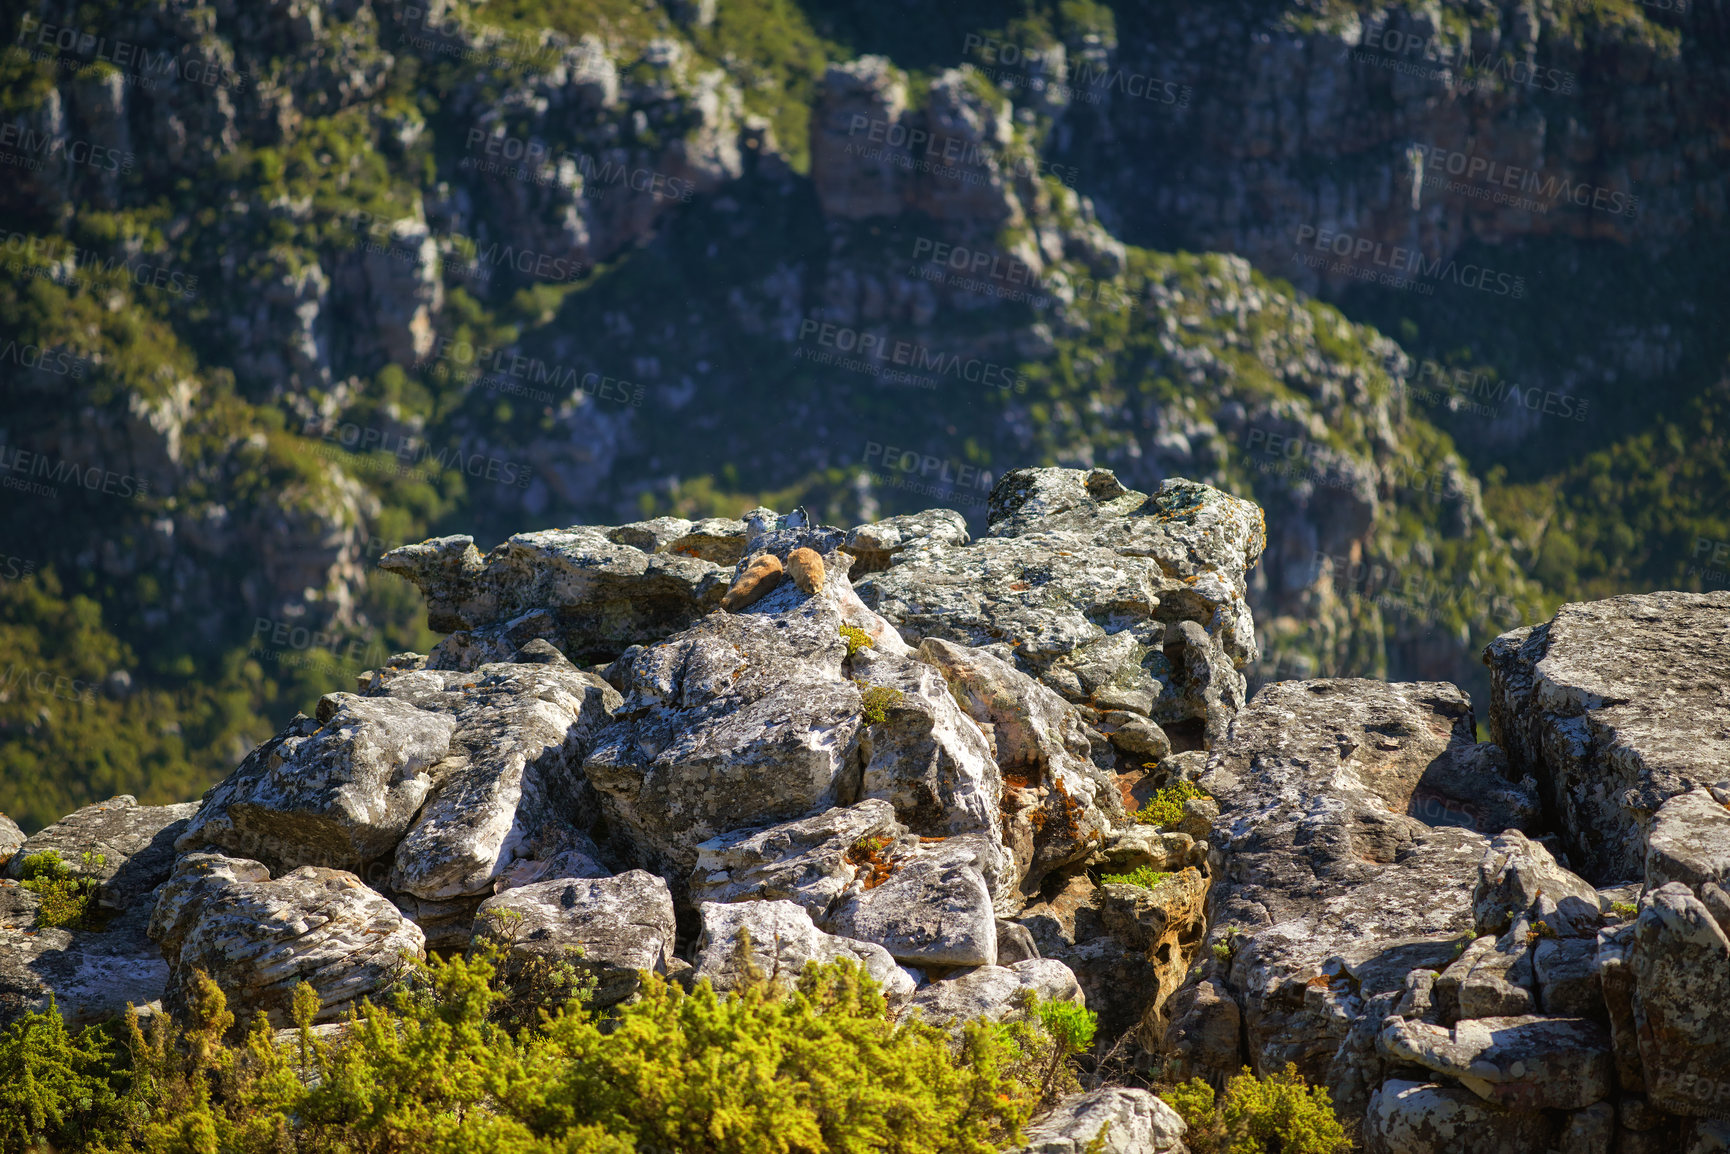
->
[822, 836, 998, 967]
[474, 870, 675, 1005]
[1364, 1079, 1557, 1154]
[5, 796, 199, 910]
[1645, 787, 1730, 891]
[692, 899, 914, 1004]
[1484, 591, 1730, 883]
[0, 882, 168, 1028]
[899, 958, 1084, 1027]
[1003, 1087, 1188, 1154]
[689, 799, 905, 921]
[1379, 1014, 1614, 1109]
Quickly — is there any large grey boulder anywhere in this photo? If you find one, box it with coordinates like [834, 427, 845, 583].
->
[822, 835, 998, 967]
[1472, 831, 1601, 939]
[0, 814, 23, 867]
[473, 871, 676, 1005]
[149, 853, 425, 1027]
[689, 799, 904, 920]
[1645, 787, 1730, 892]
[1630, 882, 1730, 1117]
[5, 796, 199, 910]
[842, 508, 970, 573]
[1003, 1087, 1189, 1154]
[1165, 679, 1506, 1116]
[1483, 591, 1730, 883]
[0, 880, 168, 1028]
[1364, 1079, 1557, 1154]
[856, 469, 1265, 748]
[1378, 1014, 1614, 1110]
[692, 899, 915, 1003]
[900, 958, 1083, 1026]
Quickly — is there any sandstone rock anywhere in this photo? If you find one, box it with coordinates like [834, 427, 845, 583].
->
[721, 553, 784, 610]
[1099, 712, 1172, 760]
[6, 796, 198, 910]
[1364, 1079, 1557, 1154]
[823, 836, 997, 966]
[175, 698, 456, 874]
[842, 509, 970, 574]
[688, 799, 904, 920]
[425, 609, 560, 672]
[149, 853, 426, 1027]
[1596, 922, 1646, 1093]
[0, 814, 22, 868]
[1483, 591, 1730, 883]
[380, 529, 732, 664]
[857, 470, 1264, 748]
[1455, 928, 1537, 1020]
[900, 958, 1083, 1025]
[1644, 788, 1730, 891]
[995, 919, 1040, 964]
[0, 882, 168, 1028]
[1533, 935, 1605, 1019]
[692, 899, 913, 1003]
[473, 871, 676, 1005]
[1004, 1087, 1188, 1154]
[1473, 831, 1603, 939]
[1631, 882, 1730, 1117]
[1378, 1014, 1614, 1109]
[787, 547, 825, 594]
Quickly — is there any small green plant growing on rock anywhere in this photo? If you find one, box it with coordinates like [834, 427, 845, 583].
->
[857, 682, 904, 724]
[1099, 865, 1173, 890]
[18, 850, 106, 930]
[838, 624, 874, 657]
[1610, 901, 1639, 919]
[1132, 781, 1212, 829]
[1160, 1063, 1351, 1154]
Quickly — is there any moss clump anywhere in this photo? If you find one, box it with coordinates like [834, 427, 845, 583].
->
[858, 683, 904, 724]
[838, 624, 874, 657]
[1161, 1063, 1351, 1154]
[1099, 865, 1172, 890]
[1131, 781, 1212, 829]
[18, 850, 105, 930]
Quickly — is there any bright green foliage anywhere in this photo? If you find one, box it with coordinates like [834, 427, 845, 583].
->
[838, 624, 874, 657]
[858, 683, 904, 724]
[1132, 782, 1212, 829]
[1162, 1064, 1351, 1154]
[1611, 901, 1639, 919]
[0, 946, 1098, 1154]
[1099, 866, 1173, 890]
[18, 850, 106, 929]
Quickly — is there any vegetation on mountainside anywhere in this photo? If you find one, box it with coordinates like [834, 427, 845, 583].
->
[1161, 1064, 1351, 1154]
[1099, 865, 1172, 889]
[1131, 782, 1210, 829]
[17, 850, 106, 930]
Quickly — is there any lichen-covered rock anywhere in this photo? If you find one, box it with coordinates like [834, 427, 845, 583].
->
[1364, 1079, 1557, 1154]
[0, 881, 168, 1028]
[688, 800, 904, 920]
[473, 871, 676, 1005]
[1473, 831, 1601, 939]
[1003, 1087, 1189, 1154]
[5, 796, 198, 911]
[1378, 1014, 1614, 1110]
[857, 469, 1265, 747]
[1483, 591, 1730, 884]
[842, 508, 970, 574]
[822, 836, 998, 966]
[1630, 882, 1730, 1117]
[149, 853, 425, 1027]
[0, 814, 23, 868]
[692, 899, 913, 1003]
[899, 957, 1083, 1025]
[380, 528, 733, 664]
[1644, 788, 1730, 892]
[1165, 678, 1499, 1113]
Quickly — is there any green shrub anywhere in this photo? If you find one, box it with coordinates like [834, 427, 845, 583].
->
[1610, 901, 1639, 919]
[1099, 865, 1172, 890]
[1132, 781, 1212, 829]
[1160, 1064, 1351, 1154]
[858, 683, 904, 724]
[838, 624, 874, 657]
[18, 850, 106, 930]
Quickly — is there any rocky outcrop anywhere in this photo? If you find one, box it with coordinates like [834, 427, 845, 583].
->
[149, 853, 425, 1027]
[0, 882, 168, 1028]
[1483, 591, 1730, 883]
[473, 871, 677, 1006]
[0, 815, 23, 868]
[692, 898, 914, 1004]
[4, 796, 198, 911]
[1002, 1087, 1189, 1154]
[900, 957, 1085, 1026]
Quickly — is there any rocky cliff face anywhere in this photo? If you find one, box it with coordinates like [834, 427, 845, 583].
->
[4, 473, 1726, 1151]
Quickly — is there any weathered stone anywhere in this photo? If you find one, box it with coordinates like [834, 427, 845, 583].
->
[721, 552, 784, 610]
[689, 800, 904, 921]
[6, 796, 198, 910]
[473, 871, 676, 1005]
[0, 882, 168, 1028]
[842, 508, 970, 574]
[1099, 712, 1172, 761]
[1406, 740, 1541, 837]
[425, 609, 560, 672]
[1473, 831, 1602, 938]
[176, 699, 456, 874]
[1596, 922, 1646, 1092]
[787, 547, 825, 594]
[390, 892, 484, 954]
[692, 899, 913, 1003]
[1534, 935, 1606, 1019]
[1378, 1014, 1614, 1109]
[995, 919, 1040, 964]
[1483, 591, 1730, 883]
[858, 470, 1264, 747]
[1090, 825, 1201, 876]
[1162, 974, 1242, 1073]
[1630, 882, 1730, 1117]
[1456, 928, 1536, 1020]
[900, 958, 1083, 1025]
[1364, 1079, 1557, 1154]
[149, 853, 426, 1027]
[1557, 1103, 1615, 1154]
[1645, 787, 1730, 891]
[1003, 1087, 1188, 1154]
[0, 814, 23, 868]
[823, 836, 997, 966]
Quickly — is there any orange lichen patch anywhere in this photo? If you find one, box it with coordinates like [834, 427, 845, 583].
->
[1010, 581, 1029, 591]
[1306, 974, 1332, 989]
[1047, 776, 1084, 841]
[844, 834, 896, 889]
[918, 835, 947, 843]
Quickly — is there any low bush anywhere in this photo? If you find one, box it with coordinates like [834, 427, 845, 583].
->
[18, 850, 106, 930]
[1132, 782, 1211, 830]
[1161, 1063, 1351, 1154]
[1099, 865, 1172, 890]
